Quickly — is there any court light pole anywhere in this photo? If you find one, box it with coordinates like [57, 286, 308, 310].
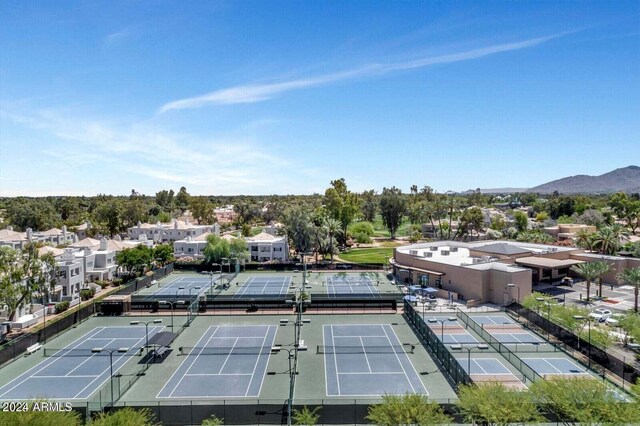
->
[427, 317, 457, 342]
[573, 315, 592, 368]
[272, 347, 296, 426]
[92, 347, 128, 406]
[158, 300, 185, 331]
[450, 343, 489, 379]
[130, 319, 162, 363]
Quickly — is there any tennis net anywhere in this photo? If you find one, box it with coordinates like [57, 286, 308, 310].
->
[43, 348, 142, 357]
[317, 344, 414, 354]
[177, 346, 272, 356]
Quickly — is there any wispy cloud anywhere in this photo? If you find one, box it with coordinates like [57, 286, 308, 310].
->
[159, 32, 568, 113]
[0, 107, 313, 196]
[103, 27, 136, 48]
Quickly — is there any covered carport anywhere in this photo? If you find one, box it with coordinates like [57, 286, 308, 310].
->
[515, 257, 584, 284]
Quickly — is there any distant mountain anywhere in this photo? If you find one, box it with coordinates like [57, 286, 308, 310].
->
[477, 188, 528, 194]
[527, 166, 640, 194]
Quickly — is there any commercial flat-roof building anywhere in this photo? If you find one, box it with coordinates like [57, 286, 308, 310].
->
[392, 240, 640, 306]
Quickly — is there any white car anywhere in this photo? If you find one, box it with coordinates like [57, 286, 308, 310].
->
[605, 313, 625, 326]
[589, 308, 612, 323]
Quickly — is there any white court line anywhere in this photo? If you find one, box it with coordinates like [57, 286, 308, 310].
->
[245, 327, 272, 397]
[217, 338, 240, 374]
[359, 337, 372, 373]
[72, 328, 161, 399]
[185, 373, 254, 376]
[381, 325, 416, 394]
[164, 326, 220, 398]
[0, 327, 104, 399]
[339, 372, 406, 375]
[66, 338, 116, 377]
[331, 325, 341, 396]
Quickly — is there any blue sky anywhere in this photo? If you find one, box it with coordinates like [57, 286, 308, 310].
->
[1, 1, 638, 196]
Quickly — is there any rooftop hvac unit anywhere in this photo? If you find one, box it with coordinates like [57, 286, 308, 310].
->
[550, 248, 558, 252]
[430, 246, 438, 251]
[473, 258, 483, 264]
[410, 250, 418, 255]
[450, 247, 459, 252]
[441, 250, 450, 256]
[423, 252, 433, 258]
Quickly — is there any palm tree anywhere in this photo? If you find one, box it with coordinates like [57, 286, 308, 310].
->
[574, 229, 595, 251]
[617, 267, 640, 312]
[593, 227, 621, 255]
[571, 262, 601, 303]
[591, 260, 612, 298]
[324, 218, 340, 264]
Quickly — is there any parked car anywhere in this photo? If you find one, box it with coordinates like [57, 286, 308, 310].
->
[589, 308, 612, 323]
[606, 313, 625, 326]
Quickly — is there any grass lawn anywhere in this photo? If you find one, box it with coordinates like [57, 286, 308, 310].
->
[371, 215, 413, 237]
[339, 247, 394, 264]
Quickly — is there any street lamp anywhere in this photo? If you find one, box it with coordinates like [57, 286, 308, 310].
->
[271, 347, 297, 426]
[427, 317, 457, 342]
[92, 347, 129, 405]
[178, 286, 201, 298]
[450, 343, 490, 377]
[130, 319, 162, 363]
[573, 315, 592, 368]
[158, 300, 185, 331]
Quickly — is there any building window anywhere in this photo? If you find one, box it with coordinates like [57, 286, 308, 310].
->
[59, 270, 67, 279]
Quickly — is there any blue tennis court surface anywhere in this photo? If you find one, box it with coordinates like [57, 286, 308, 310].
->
[323, 324, 426, 396]
[522, 357, 588, 376]
[461, 358, 511, 375]
[324, 275, 380, 298]
[0, 326, 162, 400]
[157, 325, 276, 398]
[233, 276, 292, 298]
[425, 319, 478, 344]
[470, 315, 515, 325]
[149, 275, 214, 298]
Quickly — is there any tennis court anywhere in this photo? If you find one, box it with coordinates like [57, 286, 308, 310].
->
[521, 357, 589, 377]
[471, 314, 515, 325]
[157, 325, 277, 398]
[459, 358, 525, 388]
[322, 324, 426, 396]
[233, 276, 292, 298]
[425, 319, 479, 344]
[148, 275, 214, 298]
[0, 326, 162, 400]
[324, 274, 380, 298]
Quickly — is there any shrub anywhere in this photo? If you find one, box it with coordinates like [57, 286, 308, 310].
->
[111, 278, 123, 287]
[355, 232, 371, 244]
[55, 301, 70, 314]
[201, 414, 224, 425]
[80, 288, 95, 301]
[350, 221, 375, 237]
[96, 280, 110, 289]
[293, 406, 321, 425]
[91, 407, 156, 426]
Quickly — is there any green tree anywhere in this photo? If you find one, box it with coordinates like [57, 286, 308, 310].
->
[618, 313, 640, 343]
[190, 197, 216, 224]
[530, 376, 640, 425]
[575, 229, 596, 251]
[91, 407, 157, 426]
[93, 199, 122, 236]
[203, 234, 231, 264]
[283, 206, 315, 256]
[324, 218, 340, 263]
[379, 187, 407, 239]
[116, 245, 153, 275]
[234, 201, 260, 226]
[360, 190, 378, 222]
[366, 393, 451, 426]
[591, 260, 612, 298]
[513, 210, 528, 233]
[456, 382, 542, 426]
[324, 179, 360, 244]
[0, 244, 57, 321]
[229, 237, 249, 264]
[618, 267, 640, 312]
[459, 206, 484, 239]
[155, 189, 175, 212]
[572, 261, 601, 302]
[593, 226, 624, 255]
[292, 406, 321, 425]
[175, 186, 191, 214]
[153, 244, 175, 266]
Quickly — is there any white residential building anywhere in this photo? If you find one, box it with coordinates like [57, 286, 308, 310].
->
[0, 226, 78, 249]
[128, 219, 218, 243]
[246, 231, 288, 262]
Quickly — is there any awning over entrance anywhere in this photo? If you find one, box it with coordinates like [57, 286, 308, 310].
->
[515, 257, 584, 269]
[399, 266, 445, 276]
